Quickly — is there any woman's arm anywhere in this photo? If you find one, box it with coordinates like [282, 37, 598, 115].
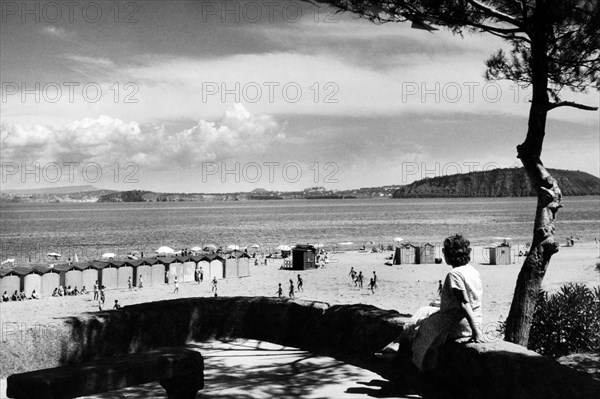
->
[452, 288, 484, 342]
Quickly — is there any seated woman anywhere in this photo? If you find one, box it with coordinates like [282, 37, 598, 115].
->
[80, 286, 88, 294]
[2, 291, 9, 302]
[20, 290, 27, 300]
[11, 290, 19, 301]
[58, 286, 64, 296]
[31, 290, 39, 299]
[376, 234, 484, 371]
[73, 286, 80, 295]
[52, 288, 58, 297]
[65, 286, 72, 296]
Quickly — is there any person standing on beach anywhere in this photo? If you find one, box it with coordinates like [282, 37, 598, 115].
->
[93, 281, 98, 301]
[289, 279, 295, 298]
[211, 277, 218, 293]
[297, 274, 303, 292]
[165, 271, 169, 284]
[437, 280, 443, 297]
[369, 278, 375, 294]
[173, 276, 179, 293]
[373, 271, 378, 288]
[128, 276, 132, 291]
[100, 285, 106, 305]
[276, 283, 283, 297]
[357, 271, 364, 289]
[138, 275, 143, 289]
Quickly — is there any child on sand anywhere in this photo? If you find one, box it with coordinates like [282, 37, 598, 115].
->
[369, 278, 375, 294]
[297, 274, 303, 292]
[276, 283, 283, 297]
[289, 279, 295, 298]
[138, 275, 143, 289]
[376, 234, 484, 371]
[211, 277, 218, 293]
[173, 276, 179, 293]
[113, 300, 121, 309]
[128, 277, 132, 290]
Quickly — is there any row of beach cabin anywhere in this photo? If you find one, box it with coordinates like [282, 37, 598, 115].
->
[0, 254, 250, 298]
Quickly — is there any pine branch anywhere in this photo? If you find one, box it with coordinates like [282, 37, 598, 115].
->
[466, 0, 524, 28]
[547, 101, 598, 111]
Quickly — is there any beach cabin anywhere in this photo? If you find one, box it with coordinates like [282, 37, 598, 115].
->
[134, 259, 156, 286]
[393, 244, 418, 264]
[196, 258, 210, 281]
[77, 262, 100, 292]
[487, 244, 512, 265]
[23, 267, 46, 297]
[115, 260, 135, 289]
[417, 243, 436, 264]
[236, 253, 250, 277]
[209, 256, 225, 280]
[292, 245, 317, 270]
[97, 262, 119, 289]
[0, 269, 22, 297]
[166, 258, 184, 283]
[181, 257, 196, 282]
[41, 268, 60, 296]
[225, 253, 251, 278]
[54, 264, 83, 291]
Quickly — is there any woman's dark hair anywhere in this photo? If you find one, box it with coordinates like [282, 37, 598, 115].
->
[443, 234, 471, 266]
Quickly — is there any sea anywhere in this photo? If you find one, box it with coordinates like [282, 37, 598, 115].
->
[1, 197, 598, 264]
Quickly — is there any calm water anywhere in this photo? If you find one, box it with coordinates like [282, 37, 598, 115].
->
[1, 197, 598, 263]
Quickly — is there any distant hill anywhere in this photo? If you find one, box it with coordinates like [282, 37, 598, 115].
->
[392, 168, 600, 198]
[1, 185, 101, 195]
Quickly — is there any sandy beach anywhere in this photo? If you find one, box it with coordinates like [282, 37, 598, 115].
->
[1, 243, 598, 332]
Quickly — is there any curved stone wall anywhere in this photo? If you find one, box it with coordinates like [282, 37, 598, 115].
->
[2, 296, 599, 399]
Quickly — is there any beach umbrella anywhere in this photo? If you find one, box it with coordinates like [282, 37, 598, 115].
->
[492, 237, 511, 240]
[226, 244, 241, 252]
[339, 242, 353, 246]
[102, 252, 116, 259]
[277, 244, 292, 251]
[1, 259, 15, 266]
[47, 252, 61, 259]
[155, 246, 175, 255]
[394, 237, 404, 242]
[127, 254, 138, 260]
[249, 244, 261, 249]
[190, 246, 202, 252]
[313, 243, 324, 248]
[203, 244, 217, 251]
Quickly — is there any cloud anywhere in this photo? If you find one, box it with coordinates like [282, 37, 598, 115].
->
[0, 104, 284, 177]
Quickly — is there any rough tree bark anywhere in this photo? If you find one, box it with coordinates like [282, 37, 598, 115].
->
[504, 1, 562, 345]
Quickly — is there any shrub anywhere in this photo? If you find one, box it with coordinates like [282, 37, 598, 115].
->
[528, 283, 600, 358]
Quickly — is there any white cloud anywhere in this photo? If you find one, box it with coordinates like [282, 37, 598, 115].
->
[0, 104, 284, 188]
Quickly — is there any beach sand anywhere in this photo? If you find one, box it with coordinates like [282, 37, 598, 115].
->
[1, 243, 598, 331]
[0, 243, 598, 398]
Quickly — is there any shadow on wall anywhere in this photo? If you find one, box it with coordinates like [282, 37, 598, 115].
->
[2, 296, 599, 399]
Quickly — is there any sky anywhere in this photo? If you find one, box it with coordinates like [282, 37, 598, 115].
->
[1, 0, 598, 193]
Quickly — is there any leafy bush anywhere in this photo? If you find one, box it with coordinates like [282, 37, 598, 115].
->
[528, 283, 600, 358]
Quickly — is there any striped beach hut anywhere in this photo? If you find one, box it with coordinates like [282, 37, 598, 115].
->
[417, 243, 436, 264]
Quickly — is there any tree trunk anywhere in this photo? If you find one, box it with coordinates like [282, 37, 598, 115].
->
[505, 1, 561, 346]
